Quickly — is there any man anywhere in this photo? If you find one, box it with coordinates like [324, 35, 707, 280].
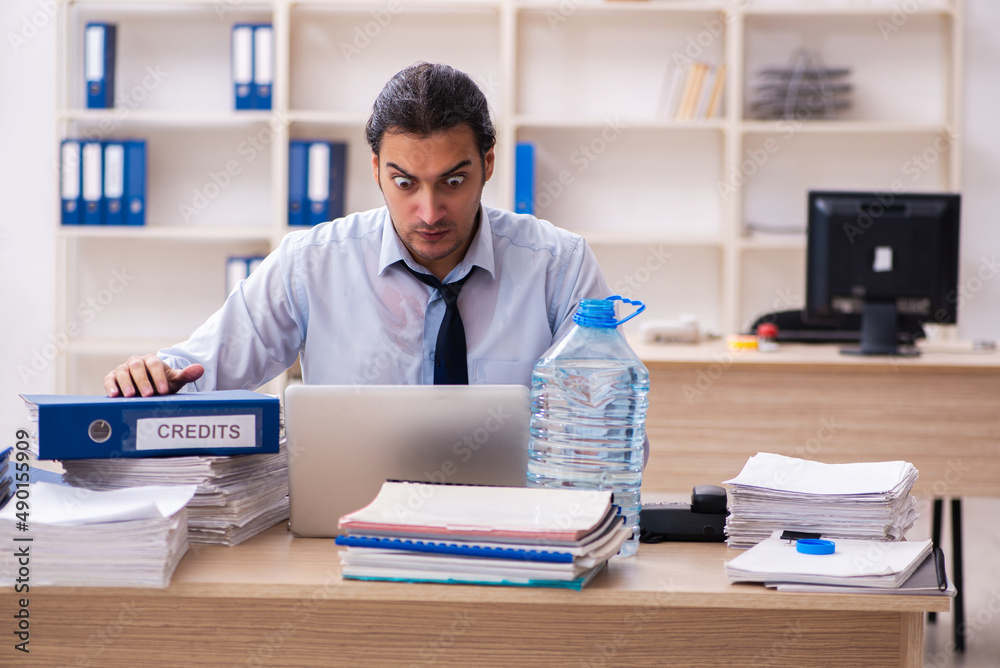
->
[104, 63, 611, 398]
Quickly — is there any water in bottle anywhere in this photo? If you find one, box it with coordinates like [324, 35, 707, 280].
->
[527, 297, 649, 557]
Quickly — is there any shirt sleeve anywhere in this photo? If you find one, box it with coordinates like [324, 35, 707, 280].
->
[157, 239, 305, 392]
[550, 234, 613, 342]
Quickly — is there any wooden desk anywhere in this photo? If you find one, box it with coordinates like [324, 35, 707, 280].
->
[635, 341, 1000, 497]
[4, 524, 947, 667]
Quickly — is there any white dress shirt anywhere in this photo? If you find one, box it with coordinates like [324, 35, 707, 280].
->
[158, 205, 611, 390]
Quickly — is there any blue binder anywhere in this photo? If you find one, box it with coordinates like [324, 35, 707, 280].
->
[514, 142, 535, 215]
[124, 140, 146, 226]
[307, 141, 347, 226]
[60, 140, 83, 226]
[252, 24, 273, 110]
[85, 22, 116, 109]
[231, 24, 255, 110]
[20, 391, 280, 460]
[81, 141, 104, 225]
[103, 141, 126, 225]
[288, 140, 308, 226]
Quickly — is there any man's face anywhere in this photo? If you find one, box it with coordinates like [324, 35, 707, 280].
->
[372, 124, 494, 280]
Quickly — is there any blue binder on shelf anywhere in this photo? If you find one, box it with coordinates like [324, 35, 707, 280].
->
[514, 142, 535, 215]
[124, 139, 147, 226]
[288, 140, 308, 226]
[84, 22, 116, 109]
[20, 390, 280, 461]
[60, 140, 83, 226]
[102, 141, 126, 225]
[81, 141, 104, 225]
[231, 24, 255, 110]
[252, 24, 273, 110]
[307, 141, 347, 226]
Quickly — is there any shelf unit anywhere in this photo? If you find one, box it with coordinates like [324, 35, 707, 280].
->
[54, 0, 963, 394]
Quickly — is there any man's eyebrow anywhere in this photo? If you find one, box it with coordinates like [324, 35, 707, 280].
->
[385, 160, 472, 181]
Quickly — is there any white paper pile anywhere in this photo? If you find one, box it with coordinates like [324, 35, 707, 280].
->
[0, 482, 195, 588]
[61, 444, 288, 546]
[723, 452, 919, 549]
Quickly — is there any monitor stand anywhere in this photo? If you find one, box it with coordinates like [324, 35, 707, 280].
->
[840, 300, 920, 357]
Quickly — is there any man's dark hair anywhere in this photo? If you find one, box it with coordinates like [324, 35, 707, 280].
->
[365, 63, 496, 161]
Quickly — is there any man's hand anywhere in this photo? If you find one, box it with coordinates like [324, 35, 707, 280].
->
[104, 355, 205, 398]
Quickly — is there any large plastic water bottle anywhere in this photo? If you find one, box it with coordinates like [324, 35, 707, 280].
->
[527, 296, 650, 557]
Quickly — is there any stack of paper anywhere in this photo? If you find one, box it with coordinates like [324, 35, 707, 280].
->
[725, 530, 934, 590]
[336, 481, 630, 590]
[0, 447, 12, 509]
[723, 453, 919, 549]
[61, 444, 289, 546]
[0, 482, 195, 588]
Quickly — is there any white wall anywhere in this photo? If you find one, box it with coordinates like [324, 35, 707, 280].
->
[1, 0, 998, 439]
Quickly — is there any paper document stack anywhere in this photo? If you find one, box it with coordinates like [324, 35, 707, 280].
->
[725, 530, 936, 591]
[0, 482, 195, 588]
[336, 481, 630, 590]
[61, 444, 289, 546]
[723, 453, 918, 549]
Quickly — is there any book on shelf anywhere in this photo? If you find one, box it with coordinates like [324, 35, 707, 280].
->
[0, 481, 195, 588]
[657, 60, 723, 121]
[336, 481, 630, 590]
[21, 390, 280, 460]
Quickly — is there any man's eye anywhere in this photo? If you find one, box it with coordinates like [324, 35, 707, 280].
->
[445, 175, 466, 187]
[392, 176, 414, 189]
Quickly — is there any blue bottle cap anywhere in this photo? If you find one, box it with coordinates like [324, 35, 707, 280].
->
[796, 538, 835, 555]
[573, 296, 646, 328]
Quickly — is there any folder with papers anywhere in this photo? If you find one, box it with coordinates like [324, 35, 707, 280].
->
[81, 141, 103, 225]
[21, 390, 280, 460]
[306, 140, 347, 225]
[231, 24, 254, 110]
[103, 141, 126, 225]
[84, 22, 116, 109]
[288, 140, 308, 226]
[725, 530, 940, 592]
[124, 139, 147, 225]
[60, 140, 83, 225]
[514, 142, 535, 215]
[253, 24, 273, 110]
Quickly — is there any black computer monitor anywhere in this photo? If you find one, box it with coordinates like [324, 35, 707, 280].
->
[805, 190, 961, 356]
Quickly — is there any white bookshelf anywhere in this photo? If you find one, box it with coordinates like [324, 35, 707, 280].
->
[54, 0, 964, 393]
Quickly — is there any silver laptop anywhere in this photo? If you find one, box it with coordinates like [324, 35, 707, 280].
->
[284, 384, 531, 537]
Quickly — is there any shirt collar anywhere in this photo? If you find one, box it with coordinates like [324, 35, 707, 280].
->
[377, 205, 496, 282]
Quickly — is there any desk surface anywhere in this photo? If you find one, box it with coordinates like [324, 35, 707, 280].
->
[634, 341, 1000, 497]
[6, 525, 947, 667]
[160, 524, 947, 614]
[633, 340, 1000, 369]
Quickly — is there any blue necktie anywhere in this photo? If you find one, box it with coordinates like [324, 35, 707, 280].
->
[402, 264, 474, 385]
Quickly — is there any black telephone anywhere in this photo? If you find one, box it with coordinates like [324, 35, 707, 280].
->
[639, 485, 728, 543]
